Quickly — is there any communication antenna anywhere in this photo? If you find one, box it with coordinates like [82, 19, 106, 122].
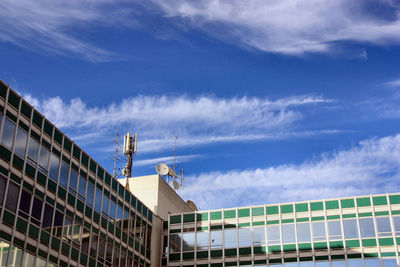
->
[122, 133, 138, 183]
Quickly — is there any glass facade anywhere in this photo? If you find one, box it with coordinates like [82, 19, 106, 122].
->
[0, 81, 153, 266]
[165, 195, 400, 267]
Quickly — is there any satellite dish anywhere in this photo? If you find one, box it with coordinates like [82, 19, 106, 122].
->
[156, 163, 178, 178]
[172, 180, 180, 190]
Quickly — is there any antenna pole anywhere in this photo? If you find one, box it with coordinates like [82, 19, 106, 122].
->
[123, 133, 138, 180]
[112, 133, 119, 179]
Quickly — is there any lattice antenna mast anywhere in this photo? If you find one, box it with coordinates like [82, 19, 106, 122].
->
[112, 133, 119, 179]
[122, 133, 138, 180]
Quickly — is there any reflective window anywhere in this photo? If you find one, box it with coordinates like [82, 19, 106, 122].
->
[5, 182, 20, 212]
[297, 222, 311, 243]
[381, 259, 397, 267]
[331, 261, 345, 267]
[285, 263, 297, 267]
[347, 259, 363, 267]
[364, 259, 380, 267]
[328, 220, 342, 240]
[393, 216, 400, 235]
[69, 169, 78, 192]
[312, 221, 326, 241]
[359, 218, 375, 238]
[343, 219, 359, 239]
[169, 234, 181, 253]
[0, 174, 6, 206]
[109, 200, 116, 219]
[282, 223, 296, 243]
[59, 160, 69, 188]
[224, 228, 237, 248]
[95, 188, 102, 213]
[102, 195, 110, 214]
[27, 137, 39, 162]
[376, 217, 392, 237]
[49, 154, 59, 182]
[19, 190, 32, 218]
[14, 127, 28, 157]
[1, 118, 15, 148]
[78, 176, 86, 198]
[22, 253, 35, 267]
[63, 217, 73, 241]
[182, 232, 195, 251]
[210, 230, 222, 248]
[315, 262, 329, 267]
[86, 182, 94, 207]
[38, 144, 50, 170]
[53, 210, 64, 230]
[300, 262, 314, 267]
[267, 225, 280, 244]
[196, 231, 208, 250]
[117, 205, 123, 220]
[252, 226, 265, 245]
[238, 227, 251, 247]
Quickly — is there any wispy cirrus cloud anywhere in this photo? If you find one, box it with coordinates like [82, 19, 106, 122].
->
[183, 134, 400, 210]
[150, 0, 400, 55]
[23, 93, 334, 153]
[134, 154, 201, 167]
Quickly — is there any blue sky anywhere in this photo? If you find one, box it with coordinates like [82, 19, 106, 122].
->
[1, 0, 400, 210]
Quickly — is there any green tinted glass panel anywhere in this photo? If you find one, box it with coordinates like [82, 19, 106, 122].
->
[356, 197, 371, 207]
[266, 206, 279, 214]
[325, 200, 339, 209]
[183, 213, 195, 223]
[224, 209, 236, 219]
[170, 215, 181, 224]
[373, 196, 388, 206]
[281, 204, 293, 213]
[310, 202, 323, 211]
[252, 207, 264, 216]
[238, 208, 250, 217]
[295, 203, 308, 212]
[389, 195, 400, 204]
[197, 213, 208, 221]
[210, 211, 222, 220]
[341, 198, 355, 208]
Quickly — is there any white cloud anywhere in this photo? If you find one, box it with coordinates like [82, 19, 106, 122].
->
[183, 134, 400, 210]
[385, 79, 400, 88]
[134, 154, 201, 167]
[24, 93, 333, 152]
[150, 0, 400, 55]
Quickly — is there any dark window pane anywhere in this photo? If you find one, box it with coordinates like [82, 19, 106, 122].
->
[31, 197, 43, 221]
[102, 195, 109, 215]
[86, 182, 94, 207]
[0, 174, 6, 206]
[59, 160, 69, 188]
[49, 154, 60, 182]
[19, 190, 32, 216]
[27, 137, 39, 162]
[109, 200, 116, 219]
[1, 118, 15, 148]
[38, 145, 50, 169]
[43, 203, 54, 229]
[5, 182, 20, 212]
[14, 128, 28, 157]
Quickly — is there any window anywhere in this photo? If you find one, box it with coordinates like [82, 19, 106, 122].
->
[282, 223, 296, 243]
[27, 137, 39, 162]
[42, 203, 54, 229]
[343, 219, 358, 239]
[238, 227, 251, 247]
[196, 231, 209, 250]
[1, 118, 15, 148]
[69, 169, 78, 192]
[224, 228, 237, 248]
[109, 200, 116, 219]
[5, 182, 20, 212]
[169, 234, 181, 253]
[38, 144, 50, 170]
[19, 190, 32, 218]
[94, 188, 102, 213]
[376, 217, 392, 237]
[49, 154, 60, 182]
[312, 221, 326, 241]
[393, 216, 400, 235]
[359, 218, 375, 238]
[59, 160, 69, 188]
[86, 182, 94, 207]
[328, 220, 342, 240]
[297, 222, 311, 243]
[117, 204, 123, 220]
[31, 197, 43, 222]
[267, 225, 280, 244]
[14, 127, 28, 157]
[252, 226, 265, 245]
[78, 176, 86, 198]
[102, 195, 110, 215]
[182, 232, 195, 251]
[0, 174, 6, 206]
